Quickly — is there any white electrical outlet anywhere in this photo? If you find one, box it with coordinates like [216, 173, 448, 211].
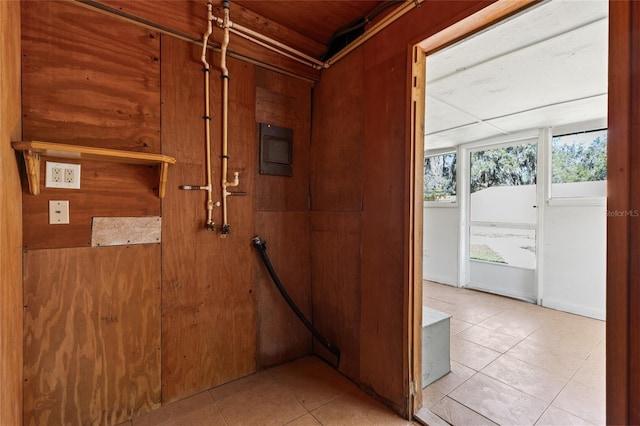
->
[49, 200, 70, 224]
[46, 161, 81, 189]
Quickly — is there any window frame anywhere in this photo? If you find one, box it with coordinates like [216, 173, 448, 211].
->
[423, 148, 459, 207]
[547, 120, 607, 206]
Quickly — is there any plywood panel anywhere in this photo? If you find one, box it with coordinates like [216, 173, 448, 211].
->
[21, 1, 162, 250]
[22, 161, 161, 249]
[310, 212, 361, 377]
[160, 35, 257, 403]
[92, 0, 320, 80]
[624, 3, 640, 423]
[255, 68, 312, 212]
[255, 211, 312, 368]
[359, 49, 407, 414]
[23, 245, 161, 425]
[21, 1, 160, 151]
[310, 50, 364, 212]
[0, 1, 23, 424]
[607, 3, 631, 423]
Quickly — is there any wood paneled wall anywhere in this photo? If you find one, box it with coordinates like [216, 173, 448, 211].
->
[23, 246, 161, 425]
[87, 0, 320, 81]
[255, 68, 314, 369]
[0, 1, 23, 425]
[19, 1, 314, 423]
[160, 35, 257, 403]
[310, 50, 364, 379]
[310, 0, 497, 417]
[607, 1, 640, 423]
[21, 1, 161, 250]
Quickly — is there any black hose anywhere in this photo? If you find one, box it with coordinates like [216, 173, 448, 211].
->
[252, 236, 341, 366]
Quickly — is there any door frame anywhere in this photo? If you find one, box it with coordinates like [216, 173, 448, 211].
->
[462, 135, 540, 302]
[408, 0, 538, 416]
[411, 0, 637, 422]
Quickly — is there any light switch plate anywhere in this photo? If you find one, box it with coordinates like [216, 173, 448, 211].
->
[49, 200, 70, 224]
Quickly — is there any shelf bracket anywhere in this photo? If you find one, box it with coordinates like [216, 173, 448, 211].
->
[12, 141, 176, 198]
[23, 149, 41, 196]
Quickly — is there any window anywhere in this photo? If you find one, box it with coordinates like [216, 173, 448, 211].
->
[424, 152, 456, 202]
[551, 129, 607, 198]
[469, 143, 537, 194]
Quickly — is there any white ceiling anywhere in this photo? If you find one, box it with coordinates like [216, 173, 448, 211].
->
[424, 0, 608, 151]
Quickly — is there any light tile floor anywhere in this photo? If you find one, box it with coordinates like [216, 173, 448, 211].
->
[118, 356, 417, 426]
[420, 281, 605, 426]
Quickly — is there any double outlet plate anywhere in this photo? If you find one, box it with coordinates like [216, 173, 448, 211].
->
[45, 161, 81, 189]
[45, 161, 80, 225]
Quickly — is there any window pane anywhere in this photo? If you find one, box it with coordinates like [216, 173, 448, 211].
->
[469, 144, 537, 194]
[424, 153, 456, 202]
[551, 129, 607, 197]
[470, 226, 536, 269]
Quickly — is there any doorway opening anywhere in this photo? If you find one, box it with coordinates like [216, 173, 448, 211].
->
[413, 0, 608, 424]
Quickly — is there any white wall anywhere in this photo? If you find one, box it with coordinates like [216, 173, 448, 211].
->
[423, 183, 607, 319]
[542, 203, 606, 320]
[423, 205, 459, 285]
[470, 185, 536, 224]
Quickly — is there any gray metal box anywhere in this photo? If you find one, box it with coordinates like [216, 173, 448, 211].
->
[422, 306, 451, 387]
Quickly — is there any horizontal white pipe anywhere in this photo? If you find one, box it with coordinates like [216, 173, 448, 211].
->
[214, 16, 326, 69]
[228, 27, 322, 69]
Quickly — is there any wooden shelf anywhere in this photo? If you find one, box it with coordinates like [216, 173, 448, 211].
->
[12, 141, 176, 198]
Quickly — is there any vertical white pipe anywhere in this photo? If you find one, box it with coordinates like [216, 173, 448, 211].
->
[202, 0, 216, 231]
[220, 0, 239, 235]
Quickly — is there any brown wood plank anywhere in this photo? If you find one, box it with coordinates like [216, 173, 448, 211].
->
[255, 211, 312, 369]
[607, 2, 631, 424]
[0, 1, 23, 424]
[360, 49, 407, 414]
[310, 211, 361, 377]
[23, 245, 161, 425]
[255, 68, 312, 212]
[625, 3, 640, 423]
[233, 1, 382, 47]
[160, 35, 257, 403]
[22, 161, 160, 250]
[90, 0, 321, 80]
[310, 49, 364, 212]
[20, 2, 162, 250]
[13, 141, 175, 165]
[21, 1, 161, 152]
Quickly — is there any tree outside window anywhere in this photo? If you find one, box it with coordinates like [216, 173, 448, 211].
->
[424, 152, 456, 202]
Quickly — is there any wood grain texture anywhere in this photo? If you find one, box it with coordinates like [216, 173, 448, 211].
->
[23, 245, 161, 425]
[630, 5, 640, 421]
[307, 1, 500, 417]
[22, 161, 161, 249]
[0, 1, 23, 424]
[21, 1, 161, 151]
[255, 211, 312, 369]
[20, 1, 162, 250]
[160, 35, 257, 403]
[617, 2, 640, 423]
[360, 49, 407, 414]
[255, 68, 312, 212]
[310, 212, 361, 377]
[93, 0, 320, 80]
[310, 50, 364, 212]
[606, 2, 631, 424]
